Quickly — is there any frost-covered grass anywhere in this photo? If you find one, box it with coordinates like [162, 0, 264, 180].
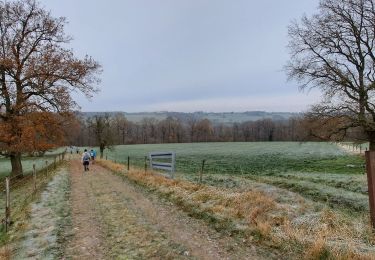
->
[14, 168, 71, 259]
[187, 173, 369, 213]
[187, 170, 369, 212]
[242, 171, 369, 212]
[98, 159, 375, 259]
[0, 148, 66, 178]
[271, 172, 367, 194]
[0, 161, 67, 258]
[103, 142, 367, 214]
[105, 142, 364, 175]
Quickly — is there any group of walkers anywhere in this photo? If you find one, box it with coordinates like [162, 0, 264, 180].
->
[81, 148, 97, 171]
[69, 146, 81, 154]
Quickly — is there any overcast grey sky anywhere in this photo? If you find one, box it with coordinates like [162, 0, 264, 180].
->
[39, 0, 320, 113]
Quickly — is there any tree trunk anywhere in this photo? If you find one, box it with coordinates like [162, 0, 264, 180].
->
[368, 131, 375, 151]
[366, 131, 375, 229]
[10, 153, 23, 178]
[122, 129, 125, 144]
[100, 143, 104, 159]
[268, 129, 274, 142]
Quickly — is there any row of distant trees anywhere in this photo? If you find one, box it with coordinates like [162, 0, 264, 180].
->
[71, 113, 330, 149]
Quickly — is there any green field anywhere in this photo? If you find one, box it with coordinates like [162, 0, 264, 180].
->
[105, 142, 368, 212]
[105, 142, 364, 175]
[0, 148, 67, 179]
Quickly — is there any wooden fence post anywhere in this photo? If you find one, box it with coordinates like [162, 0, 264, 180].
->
[199, 159, 206, 183]
[127, 156, 130, 171]
[366, 151, 375, 229]
[5, 177, 10, 232]
[54, 157, 57, 169]
[45, 160, 48, 175]
[144, 156, 147, 172]
[105, 154, 107, 160]
[33, 164, 36, 192]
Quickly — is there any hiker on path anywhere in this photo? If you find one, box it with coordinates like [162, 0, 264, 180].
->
[90, 149, 97, 164]
[82, 149, 91, 171]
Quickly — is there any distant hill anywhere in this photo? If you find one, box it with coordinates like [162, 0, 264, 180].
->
[80, 111, 299, 124]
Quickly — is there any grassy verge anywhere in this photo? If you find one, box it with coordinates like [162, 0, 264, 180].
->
[14, 167, 71, 259]
[97, 159, 375, 259]
[0, 161, 67, 258]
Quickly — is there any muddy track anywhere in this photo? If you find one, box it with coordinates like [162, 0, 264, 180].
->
[66, 159, 266, 259]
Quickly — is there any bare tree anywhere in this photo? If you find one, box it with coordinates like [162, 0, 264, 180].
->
[0, 0, 101, 176]
[112, 113, 130, 144]
[286, 0, 375, 148]
[194, 119, 214, 142]
[158, 116, 184, 143]
[88, 115, 113, 158]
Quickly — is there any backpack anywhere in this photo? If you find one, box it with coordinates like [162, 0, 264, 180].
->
[83, 152, 90, 161]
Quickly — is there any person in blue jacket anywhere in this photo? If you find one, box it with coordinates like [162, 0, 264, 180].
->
[90, 149, 97, 164]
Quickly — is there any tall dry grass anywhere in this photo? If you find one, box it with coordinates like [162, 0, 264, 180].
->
[0, 246, 11, 259]
[97, 159, 375, 259]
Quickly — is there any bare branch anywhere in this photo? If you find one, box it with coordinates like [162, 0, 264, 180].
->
[286, 0, 375, 148]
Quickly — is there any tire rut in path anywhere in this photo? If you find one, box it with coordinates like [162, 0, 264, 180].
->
[68, 159, 266, 259]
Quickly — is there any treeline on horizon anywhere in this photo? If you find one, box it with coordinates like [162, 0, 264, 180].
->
[71, 112, 318, 147]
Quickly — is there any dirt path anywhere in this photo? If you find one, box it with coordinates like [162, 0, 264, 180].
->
[66, 159, 266, 259]
[65, 160, 106, 259]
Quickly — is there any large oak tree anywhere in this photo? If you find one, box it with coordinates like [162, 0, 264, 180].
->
[0, 0, 101, 177]
[286, 0, 375, 149]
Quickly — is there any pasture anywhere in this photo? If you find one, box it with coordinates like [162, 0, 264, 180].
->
[0, 148, 67, 179]
[105, 142, 364, 175]
[99, 143, 374, 258]
[105, 142, 367, 212]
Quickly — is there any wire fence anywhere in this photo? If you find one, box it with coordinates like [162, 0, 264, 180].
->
[103, 154, 242, 179]
[338, 142, 369, 154]
[1, 152, 67, 233]
[102, 154, 285, 177]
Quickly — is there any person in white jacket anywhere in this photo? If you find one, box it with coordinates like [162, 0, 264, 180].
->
[81, 149, 91, 171]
